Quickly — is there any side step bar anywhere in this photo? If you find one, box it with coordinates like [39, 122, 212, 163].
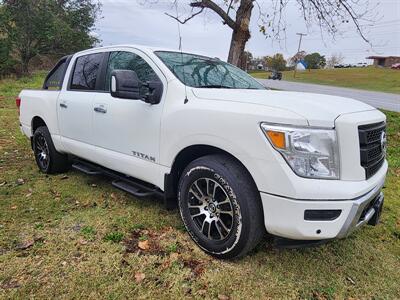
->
[71, 159, 163, 199]
[72, 163, 102, 175]
[112, 180, 158, 198]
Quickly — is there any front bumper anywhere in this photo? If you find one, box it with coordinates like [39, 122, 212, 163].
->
[260, 176, 385, 240]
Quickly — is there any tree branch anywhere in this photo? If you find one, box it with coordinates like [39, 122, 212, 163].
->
[165, 7, 204, 24]
[338, 0, 369, 43]
[190, 0, 236, 29]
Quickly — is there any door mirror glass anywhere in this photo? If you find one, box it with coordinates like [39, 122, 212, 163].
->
[110, 70, 141, 100]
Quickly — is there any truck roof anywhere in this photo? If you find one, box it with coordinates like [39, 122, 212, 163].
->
[74, 44, 215, 59]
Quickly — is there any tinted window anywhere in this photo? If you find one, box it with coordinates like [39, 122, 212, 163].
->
[44, 58, 68, 90]
[70, 53, 103, 90]
[105, 51, 159, 94]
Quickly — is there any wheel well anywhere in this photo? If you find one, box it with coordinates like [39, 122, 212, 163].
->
[31, 116, 47, 134]
[164, 145, 257, 208]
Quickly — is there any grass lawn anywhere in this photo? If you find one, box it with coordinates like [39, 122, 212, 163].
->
[1, 74, 400, 299]
[250, 67, 400, 94]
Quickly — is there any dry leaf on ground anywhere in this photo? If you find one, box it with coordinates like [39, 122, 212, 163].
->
[135, 272, 145, 283]
[138, 240, 150, 250]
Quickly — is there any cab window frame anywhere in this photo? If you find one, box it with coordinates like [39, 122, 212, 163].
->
[68, 52, 108, 92]
[104, 50, 162, 97]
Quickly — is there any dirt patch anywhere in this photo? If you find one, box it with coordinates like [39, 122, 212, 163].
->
[123, 229, 166, 256]
[182, 258, 205, 277]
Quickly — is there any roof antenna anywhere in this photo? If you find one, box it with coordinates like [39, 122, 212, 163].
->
[174, 3, 189, 104]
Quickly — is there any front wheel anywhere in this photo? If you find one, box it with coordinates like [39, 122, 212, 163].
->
[178, 154, 265, 259]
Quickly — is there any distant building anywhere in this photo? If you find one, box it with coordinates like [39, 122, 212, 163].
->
[366, 56, 400, 67]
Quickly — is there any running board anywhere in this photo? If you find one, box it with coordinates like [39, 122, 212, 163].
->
[70, 158, 163, 200]
[112, 180, 158, 198]
[72, 163, 102, 175]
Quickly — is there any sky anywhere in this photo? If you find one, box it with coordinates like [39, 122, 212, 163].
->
[96, 0, 400, 64]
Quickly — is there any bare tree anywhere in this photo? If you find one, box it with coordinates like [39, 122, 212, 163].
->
[289, 50, 307, 66]
[327, 53, 345, 68]
[162, 0, 376, 68]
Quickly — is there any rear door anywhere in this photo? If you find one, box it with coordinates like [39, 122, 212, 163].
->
[58, 52, 107, 160]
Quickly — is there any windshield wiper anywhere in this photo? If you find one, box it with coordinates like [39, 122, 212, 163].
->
[197, 85, 233, 89]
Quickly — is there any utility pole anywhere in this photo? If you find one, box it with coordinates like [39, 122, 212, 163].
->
[294, 32, 307, 78]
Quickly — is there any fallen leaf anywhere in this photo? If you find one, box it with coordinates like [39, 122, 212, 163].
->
[138, 240, 150, 250]
[0, 279, 20, 290]
[11, 205, 17, 210]
[183, 259, 205, 277]
[218, 294, 230, 300]
[61, 261, 67, 266]
[16, 239, 34, 250]
[16, 178, 24, 185]
[91, 184, 97, 187]
[169, 252, 179, 261]
[26, 192, 32, 198]
[50, 189, 61, 197]
[0, 181, 6, 186]
[135, 272, 146, 283]
[346, 276, 356, 285]
[110, 193, 117, 200]
[78, 239, 88, 245]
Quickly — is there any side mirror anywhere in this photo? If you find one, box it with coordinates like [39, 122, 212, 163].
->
[110, 70, 141, 100]
[142, 80, 163, 105]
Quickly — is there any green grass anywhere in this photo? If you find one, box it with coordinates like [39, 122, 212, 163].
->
[0, 72, 47, 109]
[1, 74, 400, 299]
[250, 67, 400, 94]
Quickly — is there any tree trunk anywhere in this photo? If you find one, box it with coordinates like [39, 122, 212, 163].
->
[227, 0, 254, 68]
[19, 48, 31, 76]
[21, 60, 30, 75]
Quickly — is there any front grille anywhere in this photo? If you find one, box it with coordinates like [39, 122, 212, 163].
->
[358, 122, 386, 179]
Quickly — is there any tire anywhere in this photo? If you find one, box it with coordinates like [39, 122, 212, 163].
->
[32, 126, 69, 174]
[178, 154, 265, 259]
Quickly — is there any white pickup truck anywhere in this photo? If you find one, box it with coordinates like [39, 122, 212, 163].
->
[18, 45, 387, 258]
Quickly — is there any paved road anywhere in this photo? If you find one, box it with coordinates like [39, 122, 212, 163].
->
[258, 79, 400, 112]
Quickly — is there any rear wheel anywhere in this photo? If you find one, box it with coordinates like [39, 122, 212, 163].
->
[33, 126, 69, 174]
[178, 154, 265, 259]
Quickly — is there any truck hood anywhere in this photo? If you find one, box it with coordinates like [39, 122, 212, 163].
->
[192, 89, 376, 127]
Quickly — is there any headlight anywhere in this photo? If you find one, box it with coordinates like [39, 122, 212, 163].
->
[261, 123, 340, 179]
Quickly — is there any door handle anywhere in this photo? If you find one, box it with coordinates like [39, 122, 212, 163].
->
[59, 102, 68, 108]
[94, 106, 107, 114]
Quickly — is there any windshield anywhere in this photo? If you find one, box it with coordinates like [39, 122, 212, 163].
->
[155, 51, 265, 90]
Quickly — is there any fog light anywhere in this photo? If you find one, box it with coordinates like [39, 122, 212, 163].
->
[304, 209, 341, 221]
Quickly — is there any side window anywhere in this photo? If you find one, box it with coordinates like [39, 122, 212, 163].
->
[43, 57, 69, 90]
[105, 51, 159, 93]
[70, 53, 103, 91]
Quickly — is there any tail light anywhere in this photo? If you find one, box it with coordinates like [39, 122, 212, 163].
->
[16, 97, 21, 115]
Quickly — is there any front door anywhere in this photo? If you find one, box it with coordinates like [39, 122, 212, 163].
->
[92, 49, 166, 184]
